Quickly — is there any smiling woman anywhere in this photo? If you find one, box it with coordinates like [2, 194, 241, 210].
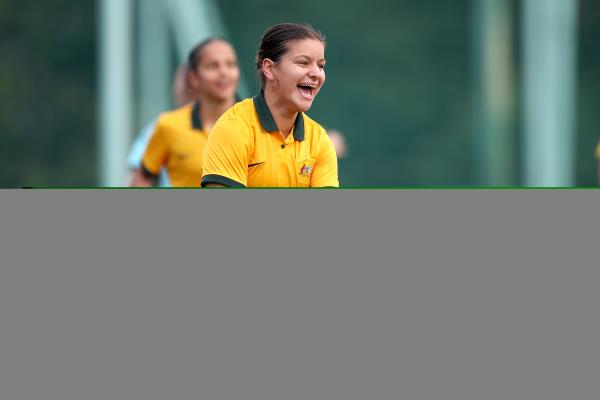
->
[201, 23, 339, 188]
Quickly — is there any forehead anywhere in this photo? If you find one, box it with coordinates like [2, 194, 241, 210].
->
[199, 41, 236, 61]
[284, 38, 325, 58]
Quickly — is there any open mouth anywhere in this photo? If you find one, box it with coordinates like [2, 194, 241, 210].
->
[297, 83, 318, 99]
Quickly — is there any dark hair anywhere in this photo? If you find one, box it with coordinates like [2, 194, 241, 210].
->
[256, 23, 326, 88]
[187, 37, 230, 72]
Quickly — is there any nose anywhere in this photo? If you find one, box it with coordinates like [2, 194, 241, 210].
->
[218, 63, 228, 76]
[308, 63, 323, 80]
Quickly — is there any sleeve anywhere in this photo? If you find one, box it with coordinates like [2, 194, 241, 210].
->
[141, 120, 169, 176]
[310, 132, 340, 188]
[127, 121, 156, 170]
[201, 118, 251, 187]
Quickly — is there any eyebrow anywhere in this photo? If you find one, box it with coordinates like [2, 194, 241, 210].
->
[294, 55, 326, 63]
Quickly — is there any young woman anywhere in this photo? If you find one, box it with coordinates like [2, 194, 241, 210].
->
[127, 64, 193, 187]
[201, 23, 339, 188]
[131, 38, 240, 187]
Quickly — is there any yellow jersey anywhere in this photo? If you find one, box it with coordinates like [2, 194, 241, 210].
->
[201, 91, 338, 188]
[142, 102, 207, 187]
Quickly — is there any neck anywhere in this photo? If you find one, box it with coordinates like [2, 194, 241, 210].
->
[263, 87, 297, 137]
[198, 96, 236, 133]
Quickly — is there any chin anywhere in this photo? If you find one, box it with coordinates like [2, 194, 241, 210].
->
[213, 93, 234, 102]
[294, 99, 314, 113]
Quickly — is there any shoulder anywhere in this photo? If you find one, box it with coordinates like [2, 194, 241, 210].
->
[212, 98, 255, 134]
[217, 98, 255, 124]
[156, 103, 194, 128]
[302, 113, 330, 146]
[302, 113, 327, 134]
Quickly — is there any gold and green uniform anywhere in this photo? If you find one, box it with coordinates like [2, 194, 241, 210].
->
[201, 91, 339, 187]
[142, 102, 207, 187]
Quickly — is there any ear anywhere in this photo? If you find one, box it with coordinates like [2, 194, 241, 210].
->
[187, 68, 200, 92]
[261, 58, 277, 83]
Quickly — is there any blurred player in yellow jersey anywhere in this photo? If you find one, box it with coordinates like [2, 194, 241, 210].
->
[126, 64, 193, 187]
[131, 38, 240, 187]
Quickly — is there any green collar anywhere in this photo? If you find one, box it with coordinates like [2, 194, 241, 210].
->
[192, 96, 242, 131]
[253, 90, 305, 141]
[191, 101, 202, 130]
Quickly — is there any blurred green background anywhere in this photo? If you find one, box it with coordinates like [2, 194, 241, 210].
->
[0, 0, 598, 187]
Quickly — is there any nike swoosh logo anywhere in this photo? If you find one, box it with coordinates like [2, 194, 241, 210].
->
[248, 162, 265, 168]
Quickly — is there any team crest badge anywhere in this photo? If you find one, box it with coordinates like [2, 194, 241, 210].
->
[299, 163, 313, 177]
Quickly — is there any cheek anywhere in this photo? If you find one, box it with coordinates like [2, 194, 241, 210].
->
[288, 68, 306, 87]
[230, 68, 240, 81]
[203, 71, 221, 84]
